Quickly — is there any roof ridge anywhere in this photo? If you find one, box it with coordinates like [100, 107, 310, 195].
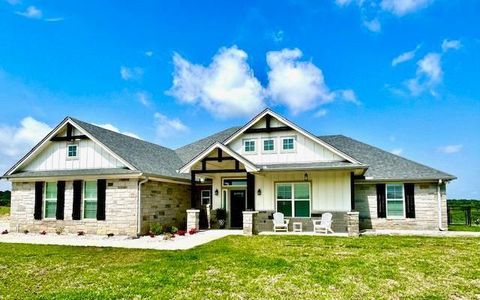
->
[175, 126, 241, 151]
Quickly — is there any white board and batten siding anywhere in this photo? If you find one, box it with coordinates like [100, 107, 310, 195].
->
[229, 130, 344, 165]
[23, 139, 126, 171]
[255, 171, 351, 212]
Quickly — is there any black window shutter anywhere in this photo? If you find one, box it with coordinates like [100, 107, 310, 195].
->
[246, 173, 255, 210]
[96, 179, 106, 220]
[56, 181, 65, 220]
[34, 181, 44, 220]
[405, 183, 415, 218]
[376, 184, 386, 218]
[72, 180, 82, 220]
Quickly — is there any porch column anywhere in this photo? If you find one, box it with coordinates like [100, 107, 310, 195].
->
[186, 209, 200, 231]
[242, 211, 258, 235]
[246, 173, 255, 210]
[346, 211, 359, 237]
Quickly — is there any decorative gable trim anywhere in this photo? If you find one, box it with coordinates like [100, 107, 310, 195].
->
[178, 142, 259, 174]
[4, 118, 137, 176]
[223, 109, 362, 164]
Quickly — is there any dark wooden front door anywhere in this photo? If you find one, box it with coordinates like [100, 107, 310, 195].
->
[230, 190, 246, 228]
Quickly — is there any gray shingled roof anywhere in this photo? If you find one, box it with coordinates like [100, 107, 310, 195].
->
[5, 168, 140, 179]
[260, 161, 367, 171]
[320, 135, 456, 181]
[175, 126, 241, 163]
[71, 118, 189, 180]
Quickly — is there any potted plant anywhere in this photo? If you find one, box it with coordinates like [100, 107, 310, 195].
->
[215, 208, 227, 229]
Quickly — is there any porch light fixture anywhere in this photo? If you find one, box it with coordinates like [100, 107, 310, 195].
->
[215, 189, 219, 196]
[304, 173, 309, 181]
[257, 188, 262, 196]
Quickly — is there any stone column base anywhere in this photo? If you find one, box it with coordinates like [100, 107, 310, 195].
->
[186, 209, 200, 231]
[243, 211, 258, 235]
[346, 211, 360, 237]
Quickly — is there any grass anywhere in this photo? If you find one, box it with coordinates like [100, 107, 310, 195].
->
[1, 236, 480, 299]
[448, 224, 480, 232]
[0, 206, 9, 217]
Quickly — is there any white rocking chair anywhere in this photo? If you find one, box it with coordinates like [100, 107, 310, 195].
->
[313, 213, 334, 234]
[273, 212, 289, 232]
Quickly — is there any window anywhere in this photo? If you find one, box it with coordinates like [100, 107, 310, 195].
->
[44, 182, 57, 218]
[276, 183, 310, 218]
[201, 190, 211, 205]
[263, 139, 275, 152]
[84, 181, 97, 219]
[244, 140, 255, 153]
[282, 137, 295, 151]
[386, 183, 404, 218]
[223, 178, 247, 187]
[67, 144, 78, 158]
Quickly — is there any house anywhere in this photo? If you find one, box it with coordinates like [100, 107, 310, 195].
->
[2, 109, 456, 236]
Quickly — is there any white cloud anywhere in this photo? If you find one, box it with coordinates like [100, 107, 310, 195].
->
[6, 0, 21, 5]
[391, 148, 403, 155]
[438, 144, 462, 154]
[44, 17, 64, 22]
[0, 117, 51, 158]
[93, 123, 140, 139]
[441, 39, 461, 52]
[380, 0, 433, 16]
[363, 18, 381, 33]
[120, 66, 144, 81]
[154, 112, 189, 140]
[16, 5, 42, 19]
[335, 0, 353, 6]
[168, 46, 265, 118]
[145, 51, 154, 57]
[337, 89, 360, 104]
[392, 45, 420, 66]
[266, 48, 336, 114]
[272, 30, 284, 42]
[314, 109, 328, 117]
[406, 52, 442, 96]
[136, 91, 151, 107]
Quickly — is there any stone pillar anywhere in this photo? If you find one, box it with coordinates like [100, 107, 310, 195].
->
[346, 211, 360, 237]
[242, 211, 258, 235]
[186, 209, 200, 231]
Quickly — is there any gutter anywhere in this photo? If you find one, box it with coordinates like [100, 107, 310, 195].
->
[437, 179, 446, 231]
[137, 176, 149, 236]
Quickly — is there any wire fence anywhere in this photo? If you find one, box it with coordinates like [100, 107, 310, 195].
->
[447, 206, 480, 226]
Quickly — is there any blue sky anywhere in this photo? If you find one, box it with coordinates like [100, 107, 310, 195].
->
[0, 0, 479, 198]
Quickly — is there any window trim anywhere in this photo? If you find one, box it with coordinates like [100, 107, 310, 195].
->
[262, 138, 276, 154]
[275, 182, 311, 218]
[386, 183, 406, 219]
[83, 180, 98, 219]
[44, 182, 57, 219]
[66, 143, 78, 159]
[242, 139, 257, 154]
[201, 189, 211, 206]
[280, 136, 296, 153]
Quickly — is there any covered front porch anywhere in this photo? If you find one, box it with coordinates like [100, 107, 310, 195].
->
[180, 143, 364, 236]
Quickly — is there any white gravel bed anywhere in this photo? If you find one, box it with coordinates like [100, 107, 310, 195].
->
[0, 229, 243, 250]
[360, 229, 480, 237]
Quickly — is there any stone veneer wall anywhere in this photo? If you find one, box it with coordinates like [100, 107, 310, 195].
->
[140, 181, 190, 234]
[355, 183, 448, 230]
[10, 179, 138, 236]
[254, 211, 348, 233]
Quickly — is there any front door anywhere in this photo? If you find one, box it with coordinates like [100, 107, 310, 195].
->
[230, 190, 246, 228]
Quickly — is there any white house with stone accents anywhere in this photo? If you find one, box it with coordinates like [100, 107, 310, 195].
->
[2, 109, 455, 236]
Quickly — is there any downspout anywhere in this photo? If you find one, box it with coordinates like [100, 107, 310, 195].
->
[437, 179, 446, 231]
[137, 177, 149, 236]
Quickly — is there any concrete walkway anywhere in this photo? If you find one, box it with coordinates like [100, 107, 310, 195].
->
[361, 229, 480, 237]
[0, 229, 243, 250]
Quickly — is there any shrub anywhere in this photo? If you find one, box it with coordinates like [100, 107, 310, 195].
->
[55, 226, 64, 235]
[215, 208, 227, 220]
[189, 228, 198, 235]
[163, 225, 179, 234]
[150, 223, 163, 235]
[1, 230, 8, 235]
[77, 231, 85, 236]
[177, 230, 186, 236]
[107, 233, 114, 238]
[163, 232, 173, 240]
[23, 230, 29, 234]
[40, 230, 47, 235]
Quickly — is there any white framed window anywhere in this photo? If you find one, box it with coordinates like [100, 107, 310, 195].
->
[386, 183, 405, 219]
[222, 178, 247, 187]
[84, 181, 97, 219]
[275, 182, 311, 218]
[262, 138, 275, 153]
[44, 182, 57, 219]
[243, 139, 256, 153]
[201, 190, 211, 205]
[67, 144, 78, 158]
[281, 137, 296, 152]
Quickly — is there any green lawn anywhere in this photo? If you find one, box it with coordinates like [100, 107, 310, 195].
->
[1, 236, 480, 299]
[449, 224, 480, 232]
[0, 206, 9, 217]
